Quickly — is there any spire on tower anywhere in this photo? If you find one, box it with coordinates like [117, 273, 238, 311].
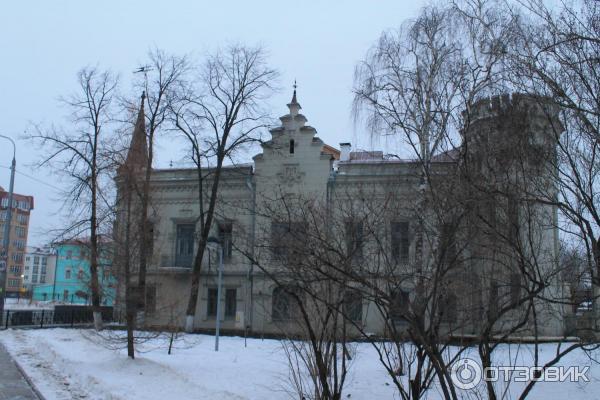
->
[120, 92, 148, 174]
[291, 80, 298, 104]
[287, 80, 301, 116]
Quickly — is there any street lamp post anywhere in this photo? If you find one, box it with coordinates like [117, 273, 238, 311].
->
[0, 134, 16, 319]
[207, 236, 223, 352]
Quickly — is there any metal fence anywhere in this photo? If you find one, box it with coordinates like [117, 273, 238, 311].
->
[1, 306, 121, 329]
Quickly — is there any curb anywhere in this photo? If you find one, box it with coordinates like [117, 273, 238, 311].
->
[13, 357, 47, 400]
[0, 342, 47, 400]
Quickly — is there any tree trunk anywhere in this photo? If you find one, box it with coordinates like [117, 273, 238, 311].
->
[124, 188, 135, 359]
[184, 153, 226, 332]
[90, 145, 103, 331]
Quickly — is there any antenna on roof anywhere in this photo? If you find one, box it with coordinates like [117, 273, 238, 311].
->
[133, 65, 153, 101]
[133, 65, 153, 74]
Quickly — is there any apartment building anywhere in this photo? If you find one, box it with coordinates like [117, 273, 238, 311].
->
[0, 187, 34, 297]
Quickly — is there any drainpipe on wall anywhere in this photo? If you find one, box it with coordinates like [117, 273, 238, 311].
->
[326, 165, 337, 240]
[245, 175, 256, 334]
[51, 246, 58, 302]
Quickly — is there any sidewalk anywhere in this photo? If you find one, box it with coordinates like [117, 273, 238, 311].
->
[0, 344, 40, 400]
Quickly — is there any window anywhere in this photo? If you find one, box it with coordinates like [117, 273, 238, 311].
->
[8, 279, 19, 287]
[11, 253, 23, 262]
[390, 289, 410, 323]
[65, 269, 72, 280]
[15, 226, 26, 238]
[510, 273, 521, 306]
[272, 286, 300, 321]
[218, 222, 233, 262]
[146, 286, 156, 313]
[271, 222, 288, 257]
[146, 220, 155, 258]
[40, 275, 46, 284]
[33, 256, 39, 264]
[225, 288, 237, 318]
[175, 224, 195, 267]
[270, 221, 306, 261]
[1, 198, 8, 207]
[77, 269, 84, 280]
[32, 275, 38, 283]
[439, 291, 457, 323]
[17, 214, 28, 224]
[289, 139, 295, 154]
[507, 196, 519, 242]
[9, 265, 20, 274]
[66, 250, 73, 260]
[207, 288, 218, 317]
[391, 221, 410, 264]
[63, 290, 69, 301]
[440, 224, 457, 267]
[25, 256, 30, 262]
[344, 290, 363, 322]
[32, 265, 38, 274]
[345, 220, 364, 262]
[488, 281, 499, 321]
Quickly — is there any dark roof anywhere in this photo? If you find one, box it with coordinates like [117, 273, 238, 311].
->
[120, 93, 148, 173]
[430, 148, 460, 163]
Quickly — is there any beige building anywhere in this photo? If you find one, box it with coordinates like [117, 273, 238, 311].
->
[116, 91, 567, 337]
[0, 187, 34, 297]
[23, 246, 57, 291]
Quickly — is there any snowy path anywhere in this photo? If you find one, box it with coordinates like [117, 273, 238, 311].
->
[0, 341, 39, 400]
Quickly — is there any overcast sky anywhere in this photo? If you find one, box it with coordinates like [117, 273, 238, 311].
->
[0, 0, 427, 246]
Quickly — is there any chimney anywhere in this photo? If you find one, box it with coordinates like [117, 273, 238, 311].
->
[340, 143, 351, 161]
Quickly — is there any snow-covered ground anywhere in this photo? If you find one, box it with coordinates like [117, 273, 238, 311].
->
[3, 298, 54, 310]
[0, 328, 598, 400]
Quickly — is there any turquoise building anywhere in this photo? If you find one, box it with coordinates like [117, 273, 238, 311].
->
[32, 240, 115, 306]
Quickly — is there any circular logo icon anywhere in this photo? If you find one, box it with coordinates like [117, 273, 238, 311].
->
[451, 358, 482, 390]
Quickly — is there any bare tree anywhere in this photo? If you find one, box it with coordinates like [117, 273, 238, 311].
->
[113, 108, 142, 357]
[129, 50, 188, 318]
[169, 44, 278, 331]
[31, 67, 118, 330]
[350, 4, 505, 398]
[349, 2, 600, 399]
[241, 193, 356, 400]
[108, 49, 188, 356]
[503, 0, 600, 331]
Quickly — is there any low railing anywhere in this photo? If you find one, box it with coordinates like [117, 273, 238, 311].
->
[1, 306, 121, 329]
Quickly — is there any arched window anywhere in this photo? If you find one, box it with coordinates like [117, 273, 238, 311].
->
[390, 289, 410, 323]
[272, 286, 300, 321]
[343, 290, 363, 322]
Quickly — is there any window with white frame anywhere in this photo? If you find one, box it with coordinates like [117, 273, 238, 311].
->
[175, 224, 195, 267]
[391, 221, 410, 264]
